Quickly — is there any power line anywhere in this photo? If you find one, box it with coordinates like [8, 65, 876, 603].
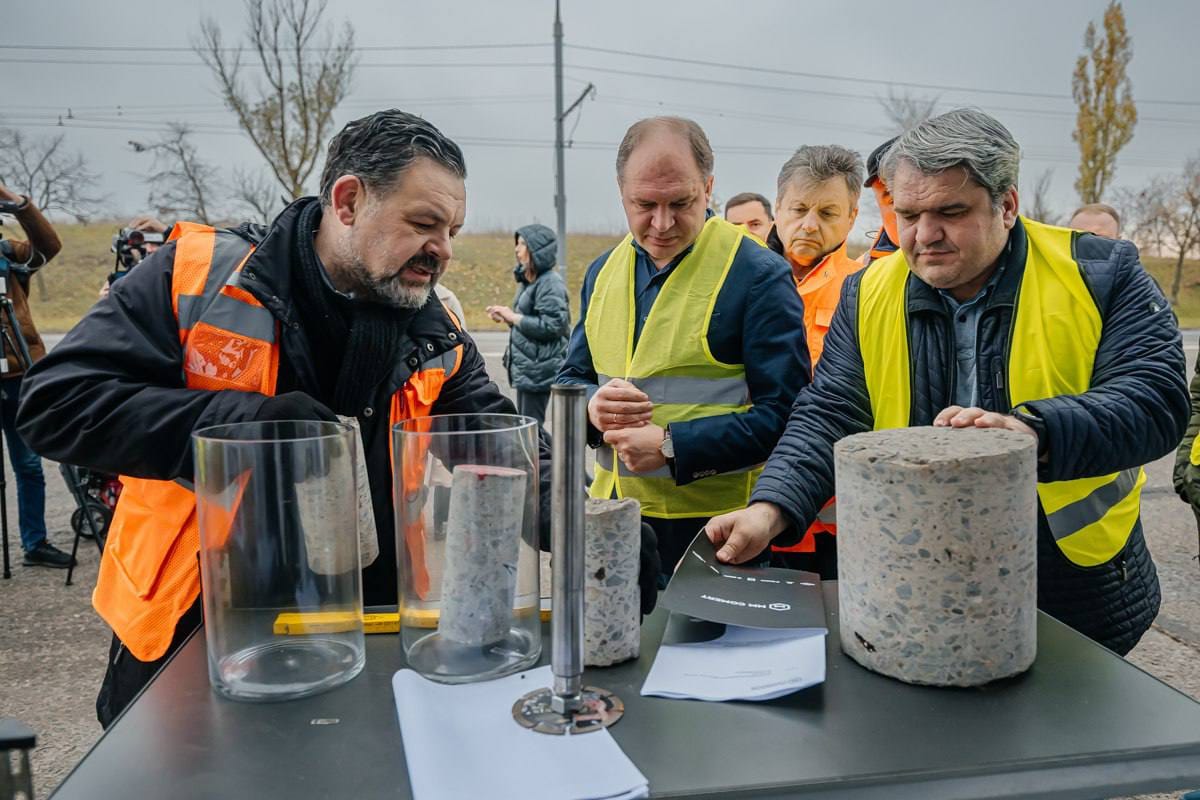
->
[568, 43, 1200, 109]
[0, 56, 554, 69]
[0, 42, 549, 52]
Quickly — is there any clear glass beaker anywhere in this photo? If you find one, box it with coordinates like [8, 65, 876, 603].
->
[394, 414, 542, 683]
[193, 420, 366, 702]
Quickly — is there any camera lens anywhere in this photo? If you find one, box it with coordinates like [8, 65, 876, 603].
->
[127, 230, 145, 247]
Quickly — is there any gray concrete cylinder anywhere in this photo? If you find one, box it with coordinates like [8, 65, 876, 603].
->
[835, 427, 1037, 686]
[584, 498, 642, 667]
[437, 464, 527, 646]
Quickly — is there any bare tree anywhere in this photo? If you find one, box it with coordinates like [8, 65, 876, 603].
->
[878, 87, 939, 134]
[231, 166, 287, 224]
[130, 123, 221, 224]
[1072, 1, 1137, 204]
[1158, 157, 1200, 305]
[1024, 169, 1060, 225]
[0, 128, 102, 222]
[196, 0, 356, 199]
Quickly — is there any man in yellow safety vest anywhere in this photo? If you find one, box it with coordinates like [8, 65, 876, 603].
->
[556, 116, 810, 576]
[705, 109, 1188, 654]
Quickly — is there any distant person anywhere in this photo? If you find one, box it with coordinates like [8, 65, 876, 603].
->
[1069, 203, 1121, 238]
[486, 224, 569, 425]
[723, 192, 773, 242]
[861, 136, 900, 266]
[99, 216, 170, 299]
[0, 179, 70, 568]
[766, 145, 864, 367]
[1173, 352, 1200, 565]
[434, 283, 467, 330]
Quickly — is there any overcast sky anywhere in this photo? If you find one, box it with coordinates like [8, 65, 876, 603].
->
[6, 0, 1200, 239]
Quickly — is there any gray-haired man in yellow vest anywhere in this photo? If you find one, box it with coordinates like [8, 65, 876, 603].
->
[705, 108, 1188, 654]
[557, 117, 809, 576]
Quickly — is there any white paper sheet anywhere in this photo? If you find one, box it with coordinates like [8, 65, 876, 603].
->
[641, 617, 827, 702]
[393, 666, 648, 800]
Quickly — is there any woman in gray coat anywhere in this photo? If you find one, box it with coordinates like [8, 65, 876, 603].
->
[486, 224, 570, 425]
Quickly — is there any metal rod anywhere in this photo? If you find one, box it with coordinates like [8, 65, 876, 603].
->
[549, 383, 586, 714]
[552, 0, 568, 283]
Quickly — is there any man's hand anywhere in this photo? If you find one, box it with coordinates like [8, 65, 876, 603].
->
[604, 423, 667, 473]
[588, 377, 653, 432]
[706, 502, 787, 564]
[933, 406, 1036, 437]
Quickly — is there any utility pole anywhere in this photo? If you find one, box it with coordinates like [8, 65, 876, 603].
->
[553, 0, 567, 280]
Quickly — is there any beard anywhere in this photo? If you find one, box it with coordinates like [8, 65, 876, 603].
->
[346, 251, 443, 310]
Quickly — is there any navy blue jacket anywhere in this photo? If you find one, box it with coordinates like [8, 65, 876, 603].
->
[752, 219, 1189, 654]
[557, 230, 810, 488]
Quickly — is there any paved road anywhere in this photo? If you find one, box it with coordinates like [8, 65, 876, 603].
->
[4, 330, 1196, 799]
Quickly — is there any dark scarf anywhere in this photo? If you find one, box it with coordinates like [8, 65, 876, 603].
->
[293, 202, 415, 415]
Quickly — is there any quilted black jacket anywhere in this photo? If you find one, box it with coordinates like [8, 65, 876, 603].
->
[752, 219, 1189, 654]
[505, 223, 570, 392]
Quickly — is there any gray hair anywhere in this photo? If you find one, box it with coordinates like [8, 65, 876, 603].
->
[776, 145, 864, 204]
[616, 117, 714, 182]
[880, 108, 1020, 207]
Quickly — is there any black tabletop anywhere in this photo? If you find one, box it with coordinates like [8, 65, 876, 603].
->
[51, 584, 1200, 799]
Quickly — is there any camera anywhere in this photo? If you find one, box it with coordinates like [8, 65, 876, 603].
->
[110, 227, 166, 283]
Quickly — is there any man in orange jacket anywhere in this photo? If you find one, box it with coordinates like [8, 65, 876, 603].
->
[764, 144, 865, 575]
[861, 136, 901, 267]
[17, 111, 567, 727]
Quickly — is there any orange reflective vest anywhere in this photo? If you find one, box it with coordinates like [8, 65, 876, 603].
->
[94, 223, 461, 662]
[773, 243, 862, 556]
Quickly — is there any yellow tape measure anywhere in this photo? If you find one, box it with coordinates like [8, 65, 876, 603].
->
[273, 599, 551, 635]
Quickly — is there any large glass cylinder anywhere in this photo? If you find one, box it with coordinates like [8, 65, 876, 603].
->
[193, 420, 366, 702]
[394, 414, 541, 683]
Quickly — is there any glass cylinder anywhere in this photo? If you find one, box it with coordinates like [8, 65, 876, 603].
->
[394, 414, 541, 683]
[193, 420, 365, 702]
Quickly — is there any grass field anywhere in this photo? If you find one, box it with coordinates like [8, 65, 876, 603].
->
[19, 222, 1200, 333]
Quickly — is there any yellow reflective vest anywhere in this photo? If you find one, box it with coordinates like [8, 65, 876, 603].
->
[584, 216, 761, 518]
[857, 217, 1144, 567]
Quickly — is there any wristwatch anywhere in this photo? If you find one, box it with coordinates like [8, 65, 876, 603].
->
[1012, 404, 1048, 457]
[659, 426, 675, 460]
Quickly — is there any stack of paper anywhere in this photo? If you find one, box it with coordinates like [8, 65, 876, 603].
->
[641, 531, 828, 702]
[642, 616, 826, 702]
[393, 666, 648, 800]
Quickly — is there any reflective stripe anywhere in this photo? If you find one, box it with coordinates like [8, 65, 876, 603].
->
[174, 477, 195, 492]
[596, 374, 750, 407]
[181, 292, 276, 342]
[816, 501, 837, 525]
[1044, 467, 1140, 542]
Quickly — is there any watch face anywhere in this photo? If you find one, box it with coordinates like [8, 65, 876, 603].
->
[660, 434, 674, 459]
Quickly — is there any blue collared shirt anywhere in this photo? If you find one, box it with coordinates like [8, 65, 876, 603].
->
[937, 252, 1009, 407]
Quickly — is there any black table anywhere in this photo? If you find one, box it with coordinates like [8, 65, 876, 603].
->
[51, 585, 1200, 799]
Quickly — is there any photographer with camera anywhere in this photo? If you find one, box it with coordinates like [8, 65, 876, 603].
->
[0, 179, 71, 568]
[99, 216, 169, 300]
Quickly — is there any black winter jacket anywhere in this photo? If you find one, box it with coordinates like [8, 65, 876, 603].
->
[752, 220, 1189, 654]
[505, 224, 570, 392]
[16, 199, 553, 607]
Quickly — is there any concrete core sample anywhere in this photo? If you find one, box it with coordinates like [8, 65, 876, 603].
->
[835, 426, 1037, 687]
[438, 464, 527, 646]
[584, 498, 642, 667]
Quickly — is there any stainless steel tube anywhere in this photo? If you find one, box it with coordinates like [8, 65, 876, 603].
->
[549, 384, 587, 714]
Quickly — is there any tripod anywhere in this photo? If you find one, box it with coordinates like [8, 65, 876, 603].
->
[0, 263, 34, 580]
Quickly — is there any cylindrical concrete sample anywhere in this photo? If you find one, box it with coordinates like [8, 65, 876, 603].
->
[584, 498, 642, 667]
[836, 426, 1037, 687]
[438, 464, 527, 646]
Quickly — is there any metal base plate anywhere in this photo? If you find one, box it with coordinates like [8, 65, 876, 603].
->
[512, 686, 624, 734]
